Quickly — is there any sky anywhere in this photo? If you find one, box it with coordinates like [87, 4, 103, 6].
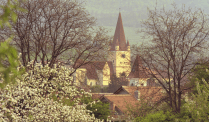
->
[81, 0, 209, 45]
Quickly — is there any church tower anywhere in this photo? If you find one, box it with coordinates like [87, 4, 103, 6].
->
[108, 12, 131, 77]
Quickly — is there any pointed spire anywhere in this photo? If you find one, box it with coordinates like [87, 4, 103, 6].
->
[135, 55, 143, 66]
[110, 12, 127, 51]
[127, 40, 130, 46]
[128, 55, 149, 79]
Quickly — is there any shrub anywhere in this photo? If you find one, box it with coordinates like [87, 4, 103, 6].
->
[134, 110, 175, 122]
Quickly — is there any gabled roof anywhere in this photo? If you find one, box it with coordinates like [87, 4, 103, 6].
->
[114, 86, 136, 95]
[114, 86, 163, 102]
[100, 94, 138, 113]
[72, 59, 84, 69]
[85, 63, 99, 80]
[110, 12, 128, 51]
[74, 61, 113, 80]
[99, 86, 164, 115]
[114, 86, 130, 94]
[93, 61, 107, 70]
[128, 55, 150, 79]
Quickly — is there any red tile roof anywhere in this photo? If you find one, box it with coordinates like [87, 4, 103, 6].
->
[110, 12, 128, 51]
[99, 85, 164, 116]
[114, 86, 163, 103]
[101, 94, 138, 113]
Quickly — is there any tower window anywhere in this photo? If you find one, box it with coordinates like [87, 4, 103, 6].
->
[113, 60, 114, 63]
[121, 54, 126, 58]
[120, 72, 126, 77]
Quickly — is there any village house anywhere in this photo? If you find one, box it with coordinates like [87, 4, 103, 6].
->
[91, 86, 163, 119]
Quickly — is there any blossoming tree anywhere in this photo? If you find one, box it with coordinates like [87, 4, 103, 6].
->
[0, 61, 102, 121]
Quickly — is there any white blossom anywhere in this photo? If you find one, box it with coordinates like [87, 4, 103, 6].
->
[0, 61, 101, 121]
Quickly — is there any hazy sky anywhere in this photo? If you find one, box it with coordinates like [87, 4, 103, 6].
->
[82, 0, 209, 45]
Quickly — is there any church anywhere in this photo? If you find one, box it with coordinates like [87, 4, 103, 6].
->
[73, 12, 153, 87]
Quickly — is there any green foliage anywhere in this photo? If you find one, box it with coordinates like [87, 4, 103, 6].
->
[0, 0, 26, 28]
[125, 98, 153, 118]
[134, 110, 175, 122]
[0, 37, 25, 88]
[189, 63, 209, 94]
[50, 92, 75, 106]
[174, 106, 193, 122]
[90, 85, 102, 93]
[180, 78, 209, 121]
[90, 85, 108, 93]
[81, 96, 110, 121]
[0, 0, 25, 88]
[102, 86, 109, 93]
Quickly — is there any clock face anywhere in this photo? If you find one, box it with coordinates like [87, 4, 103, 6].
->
[121, 54, 126, 58]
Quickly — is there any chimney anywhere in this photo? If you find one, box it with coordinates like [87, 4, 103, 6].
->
[134, 90, 140, 100]
[112, 102, 116, 111]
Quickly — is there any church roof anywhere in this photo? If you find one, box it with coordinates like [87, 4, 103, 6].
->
[74, 61, 114, 80]
[110, 12, 128, 51]
[85, 63, 99, 80]
[128, 55, 150, 79]
[94, 62, 107, 70]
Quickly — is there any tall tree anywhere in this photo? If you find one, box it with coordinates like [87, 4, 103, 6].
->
[136, 4, 209, 113]
[0, 0, 109, 70]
